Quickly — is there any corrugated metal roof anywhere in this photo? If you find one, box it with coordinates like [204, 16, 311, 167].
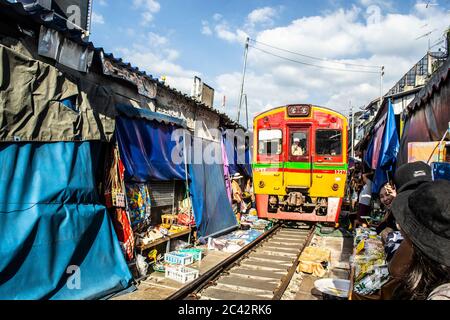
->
[116, 104, 187, 128]
[405, 56, 450, 119]
[0, 0, 95, 48]
[0, 0, 243, 129]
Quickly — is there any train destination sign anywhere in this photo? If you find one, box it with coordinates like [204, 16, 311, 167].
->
[287, 104, 311, 117]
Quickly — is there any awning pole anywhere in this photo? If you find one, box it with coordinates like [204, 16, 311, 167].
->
[183, 130, 192, 221]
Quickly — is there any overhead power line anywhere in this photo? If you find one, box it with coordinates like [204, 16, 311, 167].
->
[249, 38, 382, 69]
[249, 45, 382, 74]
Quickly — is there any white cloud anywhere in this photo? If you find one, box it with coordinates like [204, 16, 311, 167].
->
[359, 0, 394, 9]
[146, 32, 168, 46]
[91, 12, 105, 25]
[212, 3, 450, 122]
[133, 0, 161, 25]
[213, 13, 223, 21]
[247, 7, 279, 27]
[201, 21, 213, 35]
[214, 22, 248, 43]
[116, 31, 200, 94]
[98, 0, 108, 6]
[202, 6, 281, 44]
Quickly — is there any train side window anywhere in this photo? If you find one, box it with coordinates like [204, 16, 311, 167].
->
[316, 130, 342, 156]
[258, 129, 282, 155]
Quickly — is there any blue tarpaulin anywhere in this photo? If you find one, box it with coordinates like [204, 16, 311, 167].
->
[116, 116, 187, 182]
[367, 100, 400, 194]
[0, 142, 133, 300]
[223, 131, 252, 178]
[189, 137, 238, 238]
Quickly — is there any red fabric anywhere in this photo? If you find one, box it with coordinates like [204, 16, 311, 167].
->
[371, 114, 387, 169]
[110, 208, 134, 261]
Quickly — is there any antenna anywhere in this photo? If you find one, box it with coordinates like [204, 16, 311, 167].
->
[222, 95, 226, 111]
[416, 29, 438, 51]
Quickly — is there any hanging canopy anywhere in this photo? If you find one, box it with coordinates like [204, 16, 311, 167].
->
[0, 142, 132, 300]
[189, 137, 238, 238]
[223, 131, 253, 178]
[0, 44, 116, 142]
[115, 116, 187, 182]
[365, 101, 400, 194]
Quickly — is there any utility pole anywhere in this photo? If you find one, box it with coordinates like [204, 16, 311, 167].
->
[237, 37, 250, 124]
[243, 94, 249, 130]
[379, 66, 385, 108]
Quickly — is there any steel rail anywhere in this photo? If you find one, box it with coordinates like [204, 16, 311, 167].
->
[271, 225, 316, 300]
[166, 223, 283, 300]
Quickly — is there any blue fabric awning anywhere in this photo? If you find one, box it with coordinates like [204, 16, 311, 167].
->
[223, 131, 253, 178]
[116, 116, 188, 182]
[0, 142, 133, 300]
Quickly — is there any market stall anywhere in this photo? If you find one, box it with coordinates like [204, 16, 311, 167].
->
[111, 105, 194, 268]
[0, 45, 133, 300]
[348, 227, 390, 300]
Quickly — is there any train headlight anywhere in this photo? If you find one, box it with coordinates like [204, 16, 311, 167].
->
[259, 181, 266, 188]
[332, 184, 339, 191]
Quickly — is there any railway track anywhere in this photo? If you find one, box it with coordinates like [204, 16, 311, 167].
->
[167, 223, 315, 300]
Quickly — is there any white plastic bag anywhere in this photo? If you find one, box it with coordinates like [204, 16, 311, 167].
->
[136, 254, 148, 277]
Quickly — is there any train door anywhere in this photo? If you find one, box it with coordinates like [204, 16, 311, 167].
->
[253, 128, 284, 195]
[284, 126, 312, 189]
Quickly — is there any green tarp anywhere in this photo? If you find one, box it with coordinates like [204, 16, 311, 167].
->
[0, 44, 116, 142]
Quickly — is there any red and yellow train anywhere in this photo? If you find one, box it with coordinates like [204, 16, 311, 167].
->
[253, 104, 348, 223]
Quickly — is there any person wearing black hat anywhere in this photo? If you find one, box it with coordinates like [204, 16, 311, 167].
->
[389, 180, 450, 300]
[394, 161, 433, 193]
[380, 161, 434, 259]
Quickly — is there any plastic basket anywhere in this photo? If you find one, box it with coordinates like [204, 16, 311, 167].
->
[178, 249, 203, 262]
[165, 265, 199, 284]
[164, 252, 194, 265]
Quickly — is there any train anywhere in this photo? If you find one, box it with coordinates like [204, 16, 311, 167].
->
[252, 104, 348, 223]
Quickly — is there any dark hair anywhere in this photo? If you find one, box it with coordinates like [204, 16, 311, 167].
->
[363, 172, 374, 181]
[392, 244, 450, 300]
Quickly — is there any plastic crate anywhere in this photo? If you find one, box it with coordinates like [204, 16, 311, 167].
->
[165, 265, 199, 284]
[164, 252, 194, 265]
[178, 249, 203, 262]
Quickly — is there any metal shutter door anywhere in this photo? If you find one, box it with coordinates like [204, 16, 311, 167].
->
[149, 181, 175, 208]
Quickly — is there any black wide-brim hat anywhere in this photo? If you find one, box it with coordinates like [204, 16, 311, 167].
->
[392, 180, 450, 266]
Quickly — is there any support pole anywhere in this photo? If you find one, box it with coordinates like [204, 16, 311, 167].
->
[182, 130, 193, 221]
[244, 94, 249, 130]
[379, 66, 385, 108]
[237, 37, 250, 124]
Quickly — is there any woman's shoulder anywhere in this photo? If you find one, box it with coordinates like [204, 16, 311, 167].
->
[428, 283, 450, 300]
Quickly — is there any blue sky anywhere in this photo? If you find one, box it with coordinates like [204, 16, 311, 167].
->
[90, 0, 450, 122]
